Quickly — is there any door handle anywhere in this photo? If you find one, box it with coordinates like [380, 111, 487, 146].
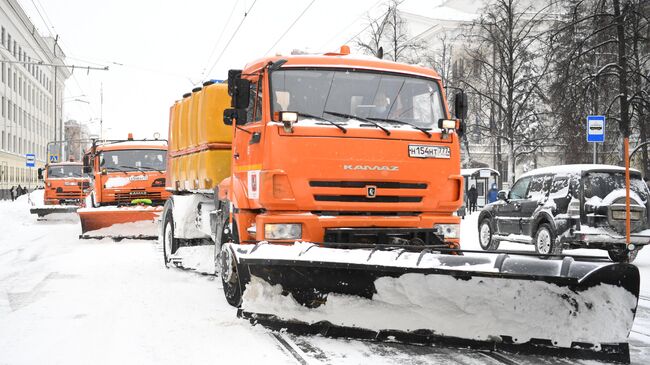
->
[514, 203, 521, 210]
[233, 152, 240, 159]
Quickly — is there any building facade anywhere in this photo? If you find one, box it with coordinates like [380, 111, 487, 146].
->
[0, 0, 69, 199]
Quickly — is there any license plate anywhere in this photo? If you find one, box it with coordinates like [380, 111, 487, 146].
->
[408, 145, 450, 159]
[129, 175, 147, 181]
[64, 182, 78, 186]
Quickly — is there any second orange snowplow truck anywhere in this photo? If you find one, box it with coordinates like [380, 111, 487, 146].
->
[78, 136, 171, 239]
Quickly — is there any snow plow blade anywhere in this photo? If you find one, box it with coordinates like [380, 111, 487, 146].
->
[230, 243, 639, 364]
[30, 205, 79, 218]
[77, 206, 162, 240]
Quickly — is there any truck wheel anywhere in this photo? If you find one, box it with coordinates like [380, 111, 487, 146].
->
[162, 210, 179, 267]
[535, 223, 561, 256]
[219, 220, 242, 307]
[479, 218, 500, 251]
[608, 248, 639, 263]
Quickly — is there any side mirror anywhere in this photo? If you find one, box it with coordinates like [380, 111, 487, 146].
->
[223, 108, 248, 126]
[227, 69, 251, 110]
[37, 168, 43, 180]
[454, 91, 468, 120]
[498, 190, 508, 201]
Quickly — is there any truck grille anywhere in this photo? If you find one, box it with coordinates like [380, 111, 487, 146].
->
[310, 180, 426, 204]
[115, 191, 162, 203]
[310, 181, 427, 189]
[314, 195, 422, 203]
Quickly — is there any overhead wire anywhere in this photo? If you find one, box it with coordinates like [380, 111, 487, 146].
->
[263, 0, 317, 56]
[28, 0, 97, 119]
[319, 0, 384, 49]
[200, 0, 240, 80]
[204, 0, 259, 78]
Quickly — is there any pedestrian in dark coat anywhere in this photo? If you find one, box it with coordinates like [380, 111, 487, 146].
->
[10, 186, 16, 201]
[16, 184, 23, 198]
[468, 185, 478, 213]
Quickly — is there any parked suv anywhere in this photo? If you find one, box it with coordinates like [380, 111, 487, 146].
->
[477, 164, 650, 262]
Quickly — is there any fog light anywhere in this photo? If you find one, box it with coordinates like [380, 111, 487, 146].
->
[264, 223, 302, 240]
[628, 243, 636, 251]
[434, 224, 460, 239]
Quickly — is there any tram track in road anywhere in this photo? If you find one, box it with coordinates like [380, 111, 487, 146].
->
[267, 329, 581, 365]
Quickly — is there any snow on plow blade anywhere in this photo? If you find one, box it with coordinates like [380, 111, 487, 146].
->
[30, 205, 79, 218]
[231, 243, 640, 363]
[78, 206, 162, 240]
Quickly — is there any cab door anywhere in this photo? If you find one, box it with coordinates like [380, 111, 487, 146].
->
[231, 72, 267, 210]
[496, 176, 531, 234]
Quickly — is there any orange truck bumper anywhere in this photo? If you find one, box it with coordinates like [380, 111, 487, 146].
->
[250, 212, 460, 247]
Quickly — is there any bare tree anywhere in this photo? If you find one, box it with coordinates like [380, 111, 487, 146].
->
[462, 0, 556, 184]
[549, 0, 650, 173]
[355, 0, 426, 62]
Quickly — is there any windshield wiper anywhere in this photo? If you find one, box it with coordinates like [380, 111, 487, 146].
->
[118, 165, 147, 175]
[323, 110, 391, 136]
[367, 117, 432, 138]
[295, 111, 347, 133]
[138, 166, 164, 174]
[104, 166, 129, 175]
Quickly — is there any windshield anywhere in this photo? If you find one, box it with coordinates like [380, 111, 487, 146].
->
[99, 149, 167, 172]
[48, 165, 83, 178]
[584, 172, 648, 203]
[271, 69, 446, 129]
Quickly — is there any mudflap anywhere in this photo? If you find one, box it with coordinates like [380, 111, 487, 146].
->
[230, 243, 639, 364]
[77, 206, 162, 240]
[30, 206, 79, 217]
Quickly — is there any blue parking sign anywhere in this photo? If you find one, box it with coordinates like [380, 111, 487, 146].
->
[587, 115, 605, 143]
[25, 153, 36, 167]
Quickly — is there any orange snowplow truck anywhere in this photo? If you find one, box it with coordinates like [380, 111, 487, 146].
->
[39, 161, 88, 205]
[77, 136, 171, 237]
[30, 161, 89, 217]
[162, 46, 467, 264]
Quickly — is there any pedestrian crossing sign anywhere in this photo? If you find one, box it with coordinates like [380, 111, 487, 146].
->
[49, 154, 59, 163]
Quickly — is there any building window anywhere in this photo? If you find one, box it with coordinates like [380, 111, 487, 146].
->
[1, 27, 4, 47]
[1, 131, 4, 150]
[7, 34, 11, 53]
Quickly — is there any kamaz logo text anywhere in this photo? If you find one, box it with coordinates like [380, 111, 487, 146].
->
[343, 165, 399, 171]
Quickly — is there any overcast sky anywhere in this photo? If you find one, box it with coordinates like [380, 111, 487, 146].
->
[17, 0, 444, 140]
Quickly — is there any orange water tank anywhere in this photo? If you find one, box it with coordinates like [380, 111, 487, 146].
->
[188, 86, 202, 148]
[177, 93, 191, 150]
[198, 81, 232, 144]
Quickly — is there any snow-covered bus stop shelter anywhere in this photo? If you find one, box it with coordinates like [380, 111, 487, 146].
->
[461, 168, 500, 208]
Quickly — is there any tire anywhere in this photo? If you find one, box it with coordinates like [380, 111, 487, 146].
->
[162, 209, 179, 267]
[534, 223, 562, 256]
[478, 218, 500, 251]
[608, 248, 639, 263]
[218, 219, 242, 307]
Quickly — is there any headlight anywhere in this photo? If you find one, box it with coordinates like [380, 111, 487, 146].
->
[434, 224, 460, 239]
[264, 223, 302, 240]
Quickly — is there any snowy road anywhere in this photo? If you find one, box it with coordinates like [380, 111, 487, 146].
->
[0, 193, 649, 364]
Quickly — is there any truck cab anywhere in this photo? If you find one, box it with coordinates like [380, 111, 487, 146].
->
[39, 161, 89, 205]
[84, 139, 171, 207]
[220, 48, 466, 248]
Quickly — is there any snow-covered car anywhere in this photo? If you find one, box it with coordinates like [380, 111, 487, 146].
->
[477, 164, 650, 262]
